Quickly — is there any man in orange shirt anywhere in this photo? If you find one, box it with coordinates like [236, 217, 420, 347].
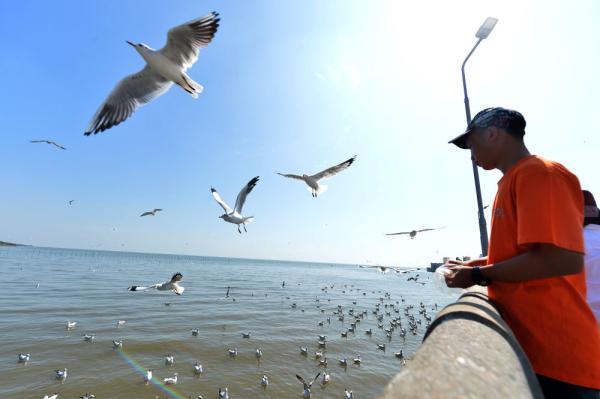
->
[446, 107, 600, 398]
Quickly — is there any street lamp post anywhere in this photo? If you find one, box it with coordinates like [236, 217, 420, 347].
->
[461, 17, 498, 257]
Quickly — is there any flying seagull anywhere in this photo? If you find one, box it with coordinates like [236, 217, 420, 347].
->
[386, 228, 436, 239]
[359, 265, 421, 274]
[68, 200, 75, 205]
[128, 272, 185, 295]
[30, 140, 66, 150]
[140, 208, 163, 217]
[277, 156, 356, 197]
[84, 12, 220, 135]
[296, 373, 320, 399]
[211, 176, 259, 234]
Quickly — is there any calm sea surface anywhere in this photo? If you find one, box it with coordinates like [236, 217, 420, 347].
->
[0, 246, 456, 399]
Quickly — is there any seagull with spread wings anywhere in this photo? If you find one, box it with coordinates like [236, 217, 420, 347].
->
[84, 12, 220, 135]
[385, 228, 436, 239]
[30, 140, 66, 150]
[128, 272, 184, 295]
[211, 176, 259, 234]
[277, 156, 356, 197]
[140, 208, 163, 217]
[296, 373, 320, 399]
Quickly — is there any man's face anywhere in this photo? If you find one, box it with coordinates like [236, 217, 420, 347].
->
[466, 127, 496, 170]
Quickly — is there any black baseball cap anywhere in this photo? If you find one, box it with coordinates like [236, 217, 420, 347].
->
[449, 107, 526, 149]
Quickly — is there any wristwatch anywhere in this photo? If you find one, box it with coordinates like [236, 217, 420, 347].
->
[471, 266, 492, 286]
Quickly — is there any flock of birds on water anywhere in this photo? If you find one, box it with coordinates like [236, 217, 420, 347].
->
[16, 9, 446, 399]
[14, 267, 437, 399]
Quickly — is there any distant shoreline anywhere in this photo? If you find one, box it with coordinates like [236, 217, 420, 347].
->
[0, 240, 24, 247]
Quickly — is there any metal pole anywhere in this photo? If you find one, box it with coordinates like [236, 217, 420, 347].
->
[461, 39, 489, 257]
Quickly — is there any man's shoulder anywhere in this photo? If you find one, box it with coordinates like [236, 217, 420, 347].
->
[515, 155, 577, 181]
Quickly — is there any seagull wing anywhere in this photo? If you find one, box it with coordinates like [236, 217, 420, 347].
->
[159, 12, 220, 71]
[49, 141, 66, 150]
[30, 140, 47, 144]
[234, 176, 259, 214]
[416, 228, 435, 233]
[170, 272, 183, 283]
[276, 172, 304, 181]
[385, 232, 410, 236]
[84, 66, 173, 135]
[296, 374, 307, 388]
[211, 188, 233, 214]
[310, 156, 356, 181]
[153, 208, 163, 213]
[140, 211, 153, 217]
[308, 372, 321, 387]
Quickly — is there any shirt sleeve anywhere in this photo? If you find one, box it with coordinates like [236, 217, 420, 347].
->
[514, 162, 584, 253]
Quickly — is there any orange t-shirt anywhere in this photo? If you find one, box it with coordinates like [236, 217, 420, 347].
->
[488, 155, 600, 388]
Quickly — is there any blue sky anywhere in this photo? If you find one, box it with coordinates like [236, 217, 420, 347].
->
[1, 0, 599, 266]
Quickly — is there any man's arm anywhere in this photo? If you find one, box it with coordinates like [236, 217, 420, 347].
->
[482, 243, 583, 282]
[446, 257, 488, 267]
[445, 244, 583, 288]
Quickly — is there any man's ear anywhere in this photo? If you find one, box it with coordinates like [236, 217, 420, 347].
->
[487, 126, 501, 142]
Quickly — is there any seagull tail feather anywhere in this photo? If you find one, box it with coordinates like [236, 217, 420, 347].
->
[179, 73, 203, 98]
[243, 216, 254, 224]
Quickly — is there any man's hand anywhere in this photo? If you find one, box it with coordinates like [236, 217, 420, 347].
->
[444, 265, 475, 289]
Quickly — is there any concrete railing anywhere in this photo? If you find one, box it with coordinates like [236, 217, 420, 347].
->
[378, 287, 544, 399]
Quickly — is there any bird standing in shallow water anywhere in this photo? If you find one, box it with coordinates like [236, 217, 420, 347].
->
[84, 12, 220, 135]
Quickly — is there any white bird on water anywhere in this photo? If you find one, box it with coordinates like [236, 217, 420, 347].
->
[79, 393, 96, 399]
[218, 388, 229, 398]
[261, 375, 269, 387]
[128, 272, 185, 295]
[84, 12, 220, 135]
[144, 369, 153, 384]
[116, 320, 126, 327]
[165, 354, 174, 365]
[193, 362, 203, 374]
[296, 373, 320, 399]
[163, 372, 178, 385]
[83, 334, 95, 342]
[43, 394, 58, 399]
[255, 348, 263, 359]
[211, 177, 259, 234]
[112, 339, 123, 349]
[277, 156, 356, 197]
[66, 321, 77, 329]
[18, 353, 30, 362]
[55, 368, 67, 380]
[345, 389, 354, 399]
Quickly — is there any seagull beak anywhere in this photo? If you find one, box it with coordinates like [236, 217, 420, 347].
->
[126, 41, 135, 47]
